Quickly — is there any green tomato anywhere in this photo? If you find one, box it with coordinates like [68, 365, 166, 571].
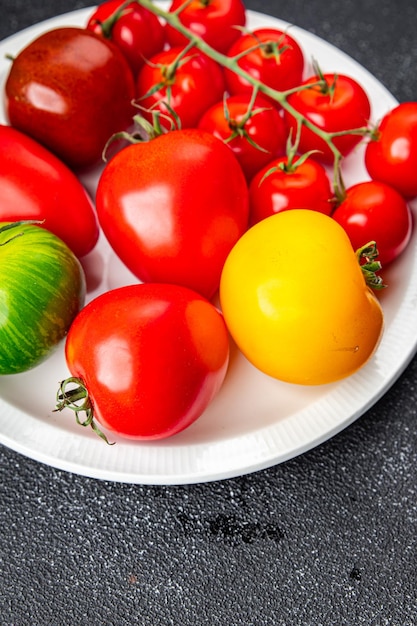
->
[0, 221, 86, 374]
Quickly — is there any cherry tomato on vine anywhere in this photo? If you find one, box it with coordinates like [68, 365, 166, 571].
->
[86, 0, 165, 76]
[197, 94, 287, 181]
[249, 154, 334, 225]
[136, 45, 226, 129]
[57, 283, 230, 440]
[0, 221, 85, 375]
[365, 102, 417, 199]
[96, 128, 249, 299]
[5, 27, 135, 169]
[224, 28, 304, 100]
[0, 125, 98, 258]
[332, 181, 413, 266]
[283, 73, 371, 163]
[165, 0, 246, 54]
[220, 210, 384, 385]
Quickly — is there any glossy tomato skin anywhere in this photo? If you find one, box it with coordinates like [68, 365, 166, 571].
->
[365, 102, 417, 198]
[166, 0, 246, 53]
[249, 155, 334, 225]
[96, 129, 249, 299]
[220, 210, 383, 385]
[86, 0, 165, 76]
[136, 46, 226, 129]
[224, 28, 304, 99]
[0, 125, 99, 257]
[332, 181, 413, 266]
[284, 73, 371, 163]
[64, 283, 230, 439]
[5, 27, 135, 170]
[0, 222, 85, 375]
[197, 94, 287, 181]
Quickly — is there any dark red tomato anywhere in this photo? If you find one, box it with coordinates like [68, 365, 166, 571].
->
[283, 73, 371, 164]
[86, 0, 165, 76]
[0, 125, 98, 257]
[5, 27, 135, 170]
[332, 181, 413, 266]
[197, 94, 287, 181]
[365, 102, 417, 199]
[165, 0, 246, 54]
[136, 46, 226, 129]
[224, 28, 304, 100]
[96, 129, 249, 299]
[249, 155, 334, 225]
[58, 283, 230, 440]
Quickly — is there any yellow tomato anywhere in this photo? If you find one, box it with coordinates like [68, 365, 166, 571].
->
[219, 209, 384, 385]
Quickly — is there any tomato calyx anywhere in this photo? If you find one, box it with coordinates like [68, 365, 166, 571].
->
[222, 89, 271, 153]
[55, 377, 115, 445]
[356, 242, 385, 290]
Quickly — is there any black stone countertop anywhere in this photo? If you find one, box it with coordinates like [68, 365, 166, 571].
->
[0, 1, 416, 624]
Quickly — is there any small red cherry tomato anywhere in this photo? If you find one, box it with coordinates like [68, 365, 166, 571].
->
[165, 0, 247, 54]
[283, 73, 371, 163]
[86, 0, 165, 76]
[58, 283, 230, 440]
[332, 180, 413, 266]
[224, 28, 304, 99]
[136, 46, 226, 129]
[365, 102, 417, 198]
[198, 94, 287, 181]
[249, 155, 334, 225]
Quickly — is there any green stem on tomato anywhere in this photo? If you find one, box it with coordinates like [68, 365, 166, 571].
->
[356, 242, 385, 290]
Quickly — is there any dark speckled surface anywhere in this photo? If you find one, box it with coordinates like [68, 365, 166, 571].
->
[0, 1, 416, 625]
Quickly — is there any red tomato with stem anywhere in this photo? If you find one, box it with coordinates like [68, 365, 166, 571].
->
[165, 0, 246, 54]
[283, 73, 371, 163]
[365, 102, 417, 198]
[136, 45, 226, 129]
[0, 125, 98, 257]
[5, 27, 135, 170]
[96, 129, 249, 299]
[197, 94, 287, 181]
[249, 154, 334, 225]
[86, 0, 165, 76]
[332, 180, 413, 266]
[57, 283, 230, 440]
[224, 28, 304, 100]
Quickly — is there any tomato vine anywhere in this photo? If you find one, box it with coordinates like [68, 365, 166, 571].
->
[132, 0, 371, 198]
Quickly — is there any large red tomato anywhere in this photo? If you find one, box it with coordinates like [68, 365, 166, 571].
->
[283, 73, 371, 163]
[165, 0, 247, 53]
[0, 125, 98, 257]
[5, 27, 135, 170]
[96, 129, 249, 299]
[57, 283, 230, 440]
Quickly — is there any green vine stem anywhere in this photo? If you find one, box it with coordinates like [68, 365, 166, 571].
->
[133, 0, 370, 199]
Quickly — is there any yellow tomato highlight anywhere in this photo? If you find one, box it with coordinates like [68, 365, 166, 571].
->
[219, 209, 384, 385]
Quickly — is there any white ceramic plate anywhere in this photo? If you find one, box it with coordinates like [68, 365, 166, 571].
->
[0, 5, 415, 485]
